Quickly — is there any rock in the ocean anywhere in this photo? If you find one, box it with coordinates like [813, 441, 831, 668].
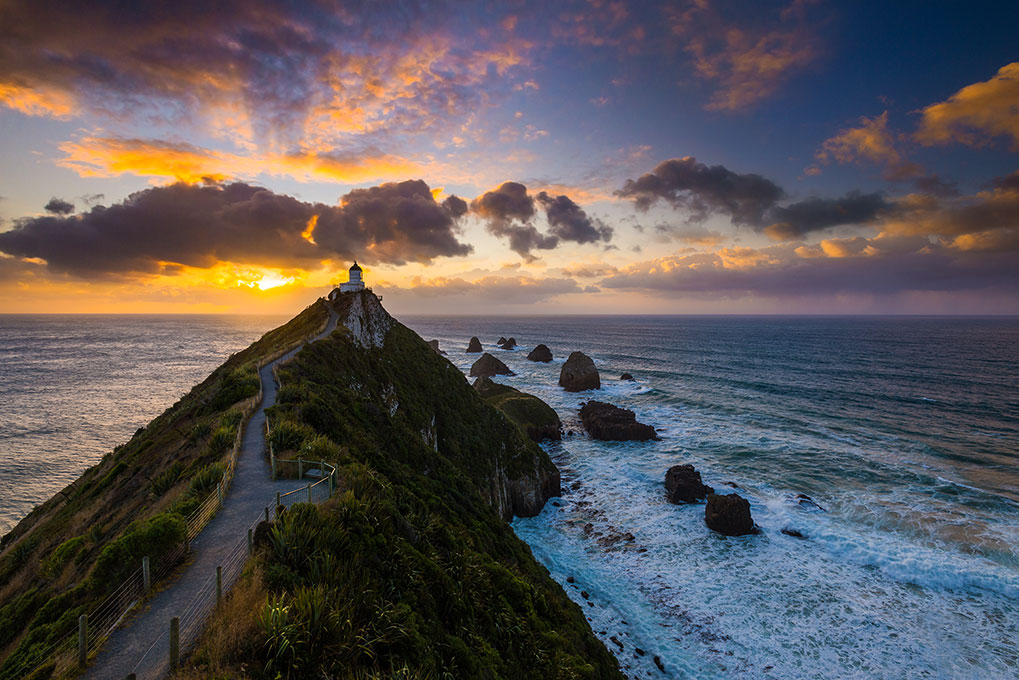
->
[781, 528, 806, 539]
[559, 351, 600, 391]
[427, 339, 446, 355]
[664, 464, 713, 503]
[704, 493, 756, 536]
[499, 337, 517, 350]
[620, 372, 635, 381]
[470, 352, 514, 378]
[498, 336, 508, 345]
[474, 376, 561, 441]
[466, 336, 483, 353]
[579, 400, 659, 441]
[527, 343, 553, 362]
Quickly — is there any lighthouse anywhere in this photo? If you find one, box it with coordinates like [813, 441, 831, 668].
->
[328, 261, 366, 301]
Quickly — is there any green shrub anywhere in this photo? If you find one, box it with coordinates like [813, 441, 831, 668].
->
[150, 461, 184, 497]
[299, 434, 343, 462]
[219, 408, 244, 429]
[269, 420, 315, 454]
[207, 426, 236, 456]
[208, 368, 259, 412]
[90, 513, 186, 589]
[189, 419, 212, 443]
[188, 462, 225, 497]
[42, 536, 85, 577]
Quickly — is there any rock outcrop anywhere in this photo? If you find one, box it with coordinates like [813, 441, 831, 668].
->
[470, 352, 514, 378]
[427, 339, 446, 355]
[498, 336, 508, 345]
[466, 336, 483, 352]
[498, 337, 517, 350]
[578, 400, 659, 441]
[704, 493, 756, 536]
[474, 376, 562, 442]
[665, 464, 713, 503]
[620, 373, 634, 381]
[559, 351, 600, 391]
[527, 344, 553, 362]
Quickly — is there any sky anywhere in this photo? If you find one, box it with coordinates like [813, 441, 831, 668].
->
[0, 0, 1016, 315]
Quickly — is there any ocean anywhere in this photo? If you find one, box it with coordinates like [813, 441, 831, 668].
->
[2, 314, 1018, 678]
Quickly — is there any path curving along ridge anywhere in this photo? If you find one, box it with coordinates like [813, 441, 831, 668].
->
[84, 301, 340, 680]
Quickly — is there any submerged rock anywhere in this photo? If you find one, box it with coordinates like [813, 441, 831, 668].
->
[474, 376, 562, 442]
[427, 339, 446, 355]
[579, 400, 659, 441]
[781, 528, 807, 539]
[470, 352, 514, 378]
[620, 372, 635, 381]
[527, 343, 553, 362]
[664, 464, 713, 503]
[704, 493, 756, 536]
[466, 336, 483, 353]
[559, 351, 600, 391]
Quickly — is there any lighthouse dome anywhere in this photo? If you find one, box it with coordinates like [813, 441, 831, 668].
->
[350, 261, 362, 272]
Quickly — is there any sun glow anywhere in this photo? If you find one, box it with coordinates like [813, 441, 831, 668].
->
[237, 272, 297, 290]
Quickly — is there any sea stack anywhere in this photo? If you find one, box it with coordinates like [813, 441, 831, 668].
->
[559, 351, 600, 391]
[466, 336, 483, 352]
[578, 400, 658, 441]
[665, 464, 713, 503]
[704, 493, 756, 536]
[470, 352, 514, 378]
[527, 344, 553, 362]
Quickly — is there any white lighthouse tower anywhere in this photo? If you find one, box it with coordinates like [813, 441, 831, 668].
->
[339, 261, 365, 293]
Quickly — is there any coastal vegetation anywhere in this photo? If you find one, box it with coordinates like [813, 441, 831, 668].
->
[181, 292, 619, 678]
[0, 301, 330, 677]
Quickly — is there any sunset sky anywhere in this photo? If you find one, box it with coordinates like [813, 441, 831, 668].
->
[0, 0, 1016, 314]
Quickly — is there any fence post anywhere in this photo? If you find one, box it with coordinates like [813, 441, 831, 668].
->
[216, 566, 223, 607]
[265, 505, 270, 522]
[276, 491, 281, 510]
[77, 614, 87, 668]
[298, 457, 304, 478]
[169, 617, 180, 671]
[320, 460, 325, 479]
[248, 528, 254, 555]
[328, 469, 334, 496]
[271, 452, 277, 480]
[217, 481, 224, 507]
[142, 556, 151, 592]
[307, 483, 312, 503]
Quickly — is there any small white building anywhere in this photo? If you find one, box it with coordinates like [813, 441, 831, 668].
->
[329, 261, 365, 300]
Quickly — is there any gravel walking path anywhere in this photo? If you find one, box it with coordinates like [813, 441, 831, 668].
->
[84, 305, 339, 680]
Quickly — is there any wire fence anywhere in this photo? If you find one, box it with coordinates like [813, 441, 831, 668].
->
[0, 303, 334, 680]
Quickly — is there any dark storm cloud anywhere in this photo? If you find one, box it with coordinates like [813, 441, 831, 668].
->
[616, 157, 785, 225]
[472, 182, 612, 258]
[471, 182, 536, 226]
[316, 180, 473, 265]
[0, 180, 471, 277]
[44, 197, 75, 215]
[913, 175, 959, 197]
[620, 157, 897, 239]
[441, 194, 469, 218]
[471, 182, 553, 259]
[992, 171, 1019, 192]
[764, 191, 888, 240]
[536, 191, 612, 243]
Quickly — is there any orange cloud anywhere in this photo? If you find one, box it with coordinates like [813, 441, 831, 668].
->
[671, 1, 820, 111]
[0, 82, 75, 119]
[57, 136, 422, 185]
[817, 111, 901, 166]
[915, 62, 1019, 150]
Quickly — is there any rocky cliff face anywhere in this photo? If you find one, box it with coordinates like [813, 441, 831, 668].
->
[292, 290, 559, 520]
